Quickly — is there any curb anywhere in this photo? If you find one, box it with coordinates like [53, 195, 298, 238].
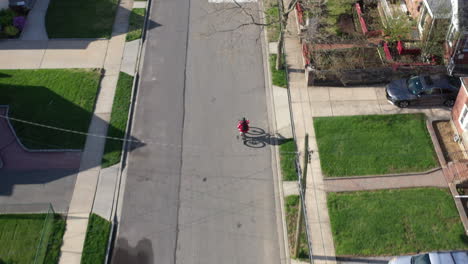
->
[259, 1, 290, 264]
[103, 1, 151, 263]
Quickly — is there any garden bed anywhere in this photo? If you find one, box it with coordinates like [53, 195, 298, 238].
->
[0, 8, 27, 39]
[314, 114, 439, 177]
[311, 47, 385, 72]
[328, 188, 468, 256]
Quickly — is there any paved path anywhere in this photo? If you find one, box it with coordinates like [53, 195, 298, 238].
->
[306, 85, 451, 120]
[324, 169, 447, 192]
[285, 4, 337, 264]
[21, 0, 49, 40]
[58, 0, 132, 263]
[0, 40, 109, 69]
[112, 0, 286, 263]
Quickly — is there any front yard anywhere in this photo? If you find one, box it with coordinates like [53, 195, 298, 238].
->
[328, 188, 468, 256]
[0, 214, 65, 264]
[0, 69, 101, 149]
[46, 0, 119, 38]
[314, 114, 438, 177]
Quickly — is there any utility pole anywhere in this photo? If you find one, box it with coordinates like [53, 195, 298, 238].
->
[294, 133, 309, 258]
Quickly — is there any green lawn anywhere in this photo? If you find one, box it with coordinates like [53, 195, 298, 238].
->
[280, 139, 297, 181]
[314, 114, 438, 177]
[328, 188, 468, 256]
[285, 195, 309, 259]
[127, 8, 146, 42]
[269, 54, 288, 88]
[101, 72, 134, 168]
[46, 0, 119, 38]
[265, 5, 280, 42]
[81, 214, 112, 264]
[0, 214, 65, 264]
[0, 69, 101, 149]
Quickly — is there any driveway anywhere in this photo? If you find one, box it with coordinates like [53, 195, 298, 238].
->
[306, 85, 451, 119]
[0, 107, 81, 213]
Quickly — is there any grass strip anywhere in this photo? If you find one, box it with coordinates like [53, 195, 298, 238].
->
[0, 69, 101, 149]
[280, 139, 297, 181]
[285, 195, 309, 259]
[127, 8, 146, 42]
[328, 188, 468, 256]
[314, 114, 438, 177]
[81, 214, 112, 264]
[101, 72, 134, 168]
[265, 5, 280, 42]
[269, 54, 288, 88]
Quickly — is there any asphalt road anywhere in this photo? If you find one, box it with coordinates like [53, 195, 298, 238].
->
[112, 0, 283, 263]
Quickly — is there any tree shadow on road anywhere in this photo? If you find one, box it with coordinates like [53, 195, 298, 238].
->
[111, 238, 154, 264]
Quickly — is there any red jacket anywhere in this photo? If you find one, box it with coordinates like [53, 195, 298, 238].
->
[237, 120, 250, 133]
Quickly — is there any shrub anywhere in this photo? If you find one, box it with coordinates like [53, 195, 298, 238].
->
[13, 16, 26, 30]
[0, 9, 16, 27]
[4, 25, 19, 36]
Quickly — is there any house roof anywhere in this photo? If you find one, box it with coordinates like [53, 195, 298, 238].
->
[424, 0, 452, 18]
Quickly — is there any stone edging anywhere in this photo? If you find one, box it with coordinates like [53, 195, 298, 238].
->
[0, 105, 81, 152]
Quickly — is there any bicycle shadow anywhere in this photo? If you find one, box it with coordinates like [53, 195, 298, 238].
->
[242, 127, 288, 148]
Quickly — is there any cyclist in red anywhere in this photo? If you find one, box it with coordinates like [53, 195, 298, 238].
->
[237, 117, 250, 135]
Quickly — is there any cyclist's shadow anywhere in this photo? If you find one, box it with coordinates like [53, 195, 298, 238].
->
[243, 127, 288, 148]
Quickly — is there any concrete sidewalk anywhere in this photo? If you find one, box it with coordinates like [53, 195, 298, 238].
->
[324, 169, 447, 192]
[58, 0, 133, 263]
[0, 40, 109, 69]
[284, 5, 337, 264]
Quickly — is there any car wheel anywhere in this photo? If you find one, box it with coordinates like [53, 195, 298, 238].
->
[398, 101, 409, 108]
[444, 99, 455, 107]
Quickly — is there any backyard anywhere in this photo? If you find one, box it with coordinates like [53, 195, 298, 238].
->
[0, 214, 65, 264]
[46, 0, 119, 38]
[0, 69, 101, 149]
[314, 114, 438, 177]
[328, 188, 468, 256]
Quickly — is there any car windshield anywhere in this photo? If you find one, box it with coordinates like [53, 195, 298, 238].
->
[411, 254, 431, 264]
[408, 76, 424, 95]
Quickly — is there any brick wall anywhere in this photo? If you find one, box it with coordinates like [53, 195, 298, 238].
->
[452, 78, 468, 135]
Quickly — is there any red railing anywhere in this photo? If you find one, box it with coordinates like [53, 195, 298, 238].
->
[355, 3, 368, 35]
[383, 42, 393, 61]
[296, 2, 304, 25]
[397, 41, 421, 55]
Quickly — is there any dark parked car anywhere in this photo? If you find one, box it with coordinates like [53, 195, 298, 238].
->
[386, 75, 461, 108]
[388, 251, 468, 264]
